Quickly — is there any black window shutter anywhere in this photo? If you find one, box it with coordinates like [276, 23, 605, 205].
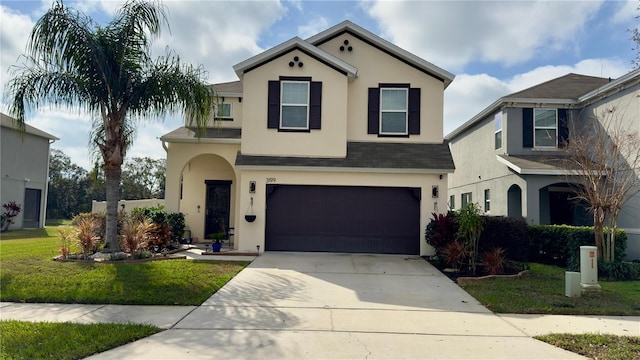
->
[267, 81, 280, 129]
[523, 108, 533, 148]
[558, 108, 568, 148]
[408, 88, 421, 134]
[368, 88, 379, 134]
[309, 81, 322, 130]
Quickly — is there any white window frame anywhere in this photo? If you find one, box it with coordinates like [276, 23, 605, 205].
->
[534, 108, 558, 148]
[280, 80, 310, 130]
[216, 102, 232, 119]
[379, 87, 408, 135]
[449, 195, 455, 210]
[494, 112, 502, 150]
[461, 192, 472, 208]
[484, 189, 490, 212]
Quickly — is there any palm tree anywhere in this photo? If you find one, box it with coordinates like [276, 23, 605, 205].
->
[5, 0, 215, 251]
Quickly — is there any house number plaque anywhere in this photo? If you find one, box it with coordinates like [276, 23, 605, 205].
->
[266, 178, 277, 183]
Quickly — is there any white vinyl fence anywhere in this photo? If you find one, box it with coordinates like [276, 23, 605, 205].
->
[91, 199, 165, 213]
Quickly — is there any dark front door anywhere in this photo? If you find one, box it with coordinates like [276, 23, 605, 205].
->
[205, 181, 231, 237]
[23, 188, 42, 228]
[265, 185, 420, 254]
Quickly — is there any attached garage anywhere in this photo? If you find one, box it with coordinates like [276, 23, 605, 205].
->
[265, 185, 421, 254]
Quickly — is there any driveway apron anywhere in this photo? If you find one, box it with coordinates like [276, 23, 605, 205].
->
[88, 252, 583, 359]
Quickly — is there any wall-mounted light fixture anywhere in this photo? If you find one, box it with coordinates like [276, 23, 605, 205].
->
[197, 205, 201, 213]
[432, 185, 439, 198]
[249, 181, 256, 193]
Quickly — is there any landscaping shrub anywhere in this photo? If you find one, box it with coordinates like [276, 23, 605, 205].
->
[1, 201, 21, 232]
[528, 225, 627, 270]
[482, 247, 506, 275]
[167, 212, 186, 245]
[131, 206, 185, 250]
[599, 261, 640, 281]
[76, 217, 100, 258]
[478, 216, 528, 262]
[425, 211, 458, 252]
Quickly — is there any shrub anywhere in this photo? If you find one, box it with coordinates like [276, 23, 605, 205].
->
[167, 212, 185, 245]
[1, 201, 21, 232]
[58, 226, 76, 259]
[529, 225, 627, 270]
[441, 240, 466, 271]
[457, 203, 483, 274]
[146, 222, 171, 252]
[76, 217, 100, 258]
[425, 211, 458, 252]
[482, 247, 506, 275]
[131, 206, 184, 249]
[120, 219, 151, 255]
[599, 261, 640, 281]
[478, 216, 528, 262]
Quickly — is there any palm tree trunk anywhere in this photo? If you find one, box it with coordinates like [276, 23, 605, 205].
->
[105, 165, 121, 252]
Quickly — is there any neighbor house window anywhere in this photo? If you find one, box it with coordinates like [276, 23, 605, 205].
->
[449, 195, 455, 210]
[216, 102, 232, 120]
[461, 192, 472, 207]
[380, 88, 408, 135]
[281, 81, 310, 129]
[534, 108, 557, 147]
[494, 112, 502, 150]
[484, 189, 490, 212]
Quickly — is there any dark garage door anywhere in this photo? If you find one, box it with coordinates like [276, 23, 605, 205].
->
[265, 185, 420, 254]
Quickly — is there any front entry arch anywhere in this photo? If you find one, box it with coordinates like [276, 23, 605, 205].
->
[507, 184, 522, 218]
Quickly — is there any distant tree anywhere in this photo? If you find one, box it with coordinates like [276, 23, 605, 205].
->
[121, 157, 166, 200]
[47, 149, 92, 218]
[631, 1, 640, 69]
[6, 1, 215, 251]
[562, 108, 640, 262]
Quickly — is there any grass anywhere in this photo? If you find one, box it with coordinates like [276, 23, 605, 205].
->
[459, 263, 640, 315]
[0, 320, 161, 360]
[0, 226, 249, 305]
[535, 333, 640, 360]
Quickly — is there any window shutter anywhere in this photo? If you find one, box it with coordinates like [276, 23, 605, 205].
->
[267, 81, 280, 129]
[523, 108, 533, 148]
[558, 108, 568, 148]
[309, 81, 322, 130]
[408, 88, 421, 134]
[368, 88, 379, 134]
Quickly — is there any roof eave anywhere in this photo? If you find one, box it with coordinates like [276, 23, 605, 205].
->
[579, 68, 640, 103]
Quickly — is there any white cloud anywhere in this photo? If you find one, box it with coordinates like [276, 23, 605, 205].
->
[444, 58, 630, 136]
[298, 17, 329, 38]
[0, 5, 34, 93]
[364, 0, 604, 71]
[611, 0, 638, 24]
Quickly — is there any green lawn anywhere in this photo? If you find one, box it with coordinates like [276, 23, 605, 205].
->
[459, 263, 640, 315]
[0, 226, 249, 305]
[0, 320, 161, 360]
[536, 333, 640, 360]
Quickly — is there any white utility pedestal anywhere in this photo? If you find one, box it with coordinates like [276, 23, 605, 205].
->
[565, 271, 581, 297]
[580, 245, 601, 291]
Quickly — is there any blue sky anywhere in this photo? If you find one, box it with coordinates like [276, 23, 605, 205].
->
[1, 0, 638, 170]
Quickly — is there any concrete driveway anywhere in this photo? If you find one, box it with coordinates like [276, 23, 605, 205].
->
[89, 252, 583, 359]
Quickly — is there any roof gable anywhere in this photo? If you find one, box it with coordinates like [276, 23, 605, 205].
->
[1, 113, 59, 140]
[233, 37, 358, 80]
[306, 21, 455, 89]
[506, 73, 609, 100]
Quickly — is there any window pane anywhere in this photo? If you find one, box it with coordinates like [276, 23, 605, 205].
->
[282, 82, 308, 104]
[534, 109, 556, 127]
[282, 106, 308, 128]
[495, 131, 502, 150]
[217, 103, 231, 117]
[381, 112, 407, 133]
[535, 129, 557, 147]
[494, 112, 502, 131]
[381, 89, 407, 110]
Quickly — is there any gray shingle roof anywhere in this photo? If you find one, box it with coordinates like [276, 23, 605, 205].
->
[507, 73, 610, 100]
[212, 81, 242, 94]
[497, 154, 581, 174]
[236, 141, 455, 171]
[160, 127, 241, 141]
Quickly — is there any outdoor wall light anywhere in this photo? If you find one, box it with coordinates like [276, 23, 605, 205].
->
[249, 181, 256, 193]
[197, 205, 201, 213]
[256, 245, 260, 255]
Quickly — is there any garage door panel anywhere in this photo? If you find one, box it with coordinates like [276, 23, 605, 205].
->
[265, 185, 420, 254]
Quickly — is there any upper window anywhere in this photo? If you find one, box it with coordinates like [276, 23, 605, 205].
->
[534, 108, 557, 147]
[281, 81, 309, 129]
[268, 78, 322, 131]
[380, 88, 408, 135]
[484, 189, 490, 212]
[461, 192, 472, 208]
[368, 84, 420, 137]
[494, 112, 502, 150]
[449, 195, 455, 210]
[216, 102, 232, 120]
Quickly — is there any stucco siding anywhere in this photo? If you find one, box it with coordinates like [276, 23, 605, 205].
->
[240, 49, 348, 158]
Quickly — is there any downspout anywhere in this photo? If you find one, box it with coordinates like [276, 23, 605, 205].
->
[42, 138, 56, 228]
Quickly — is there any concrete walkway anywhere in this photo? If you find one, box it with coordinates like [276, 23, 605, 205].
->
[1, 252, 638, 359]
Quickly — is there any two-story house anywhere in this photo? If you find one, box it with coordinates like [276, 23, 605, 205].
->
[446, 69, 640, 260]
[1, 113, 58, 230]
[160, 21, 455, 255]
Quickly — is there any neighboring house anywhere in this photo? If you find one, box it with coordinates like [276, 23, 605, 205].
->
[161, 21, 455, 255]
[446, 70, 640, 260]
[0, 113, 58, 230]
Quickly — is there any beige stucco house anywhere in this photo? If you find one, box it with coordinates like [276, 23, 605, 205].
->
[160, 21, 455, 255]
[0, 113, 58, 230]
[446, 69, 640, 260]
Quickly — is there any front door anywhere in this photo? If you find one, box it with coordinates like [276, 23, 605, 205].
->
[204, 180, 231, 238]
[23, 188, 41, 228]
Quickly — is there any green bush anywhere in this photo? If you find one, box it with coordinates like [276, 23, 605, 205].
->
[599, 261, 640, 281]
[130, 206, 185, 250]
[528, 225, 627, 270]
[478, 216, 529, 262]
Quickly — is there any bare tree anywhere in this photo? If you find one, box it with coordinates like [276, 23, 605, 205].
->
[631, 1, 640, 69]
[562, 107, 640, 262]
